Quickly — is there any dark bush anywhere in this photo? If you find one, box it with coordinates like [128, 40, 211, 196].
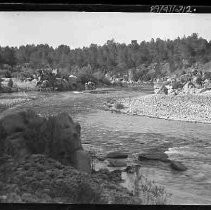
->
[77, 73, 97, 85]
[114, 102, 124, 109]
[5, 70, 12, 78]
[8, 79, 13, 88]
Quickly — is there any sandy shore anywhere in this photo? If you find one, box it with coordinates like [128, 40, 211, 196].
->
[117, 93, 211, 124]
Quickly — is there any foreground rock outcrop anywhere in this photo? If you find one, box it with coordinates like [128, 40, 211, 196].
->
[0, 109, 90, 173]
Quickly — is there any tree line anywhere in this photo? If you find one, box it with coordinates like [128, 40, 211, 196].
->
[0, 33, 211, 81]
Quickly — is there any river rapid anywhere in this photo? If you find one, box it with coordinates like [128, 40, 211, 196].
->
[1, 88, 210, 204]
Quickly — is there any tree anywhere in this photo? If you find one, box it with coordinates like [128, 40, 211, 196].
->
[8, 78, 13, 88]
[2, 47, 17, 67]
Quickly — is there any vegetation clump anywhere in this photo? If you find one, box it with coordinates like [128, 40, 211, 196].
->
[114, 102, 125, 110]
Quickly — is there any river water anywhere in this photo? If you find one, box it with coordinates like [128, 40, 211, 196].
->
[74, 90, 211, 205]
[1, 88, 210, 204]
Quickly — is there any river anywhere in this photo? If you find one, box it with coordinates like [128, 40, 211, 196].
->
[1, 88, 211, 204]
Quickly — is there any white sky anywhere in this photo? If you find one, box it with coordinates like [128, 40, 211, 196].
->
[0, 12, 210, 49]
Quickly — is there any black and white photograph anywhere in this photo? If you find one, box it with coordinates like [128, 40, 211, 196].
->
[0, 8, 211, 205]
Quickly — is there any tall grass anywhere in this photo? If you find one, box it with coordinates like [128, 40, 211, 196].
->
[133, 165, 170, 205]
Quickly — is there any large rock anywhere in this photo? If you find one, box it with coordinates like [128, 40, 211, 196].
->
[106, 151, 128, 159]
[0, 109, 91, 173]
[138, 152, 169, 163]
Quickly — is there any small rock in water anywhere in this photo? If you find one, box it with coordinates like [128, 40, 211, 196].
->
[107, 159, 127, 167]
[106, 151, 128, 159]
[138, 152, 169, 162]
[170, 160, 187, 171]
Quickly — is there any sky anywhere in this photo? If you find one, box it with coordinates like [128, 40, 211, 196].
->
[0, 12, 211, 49]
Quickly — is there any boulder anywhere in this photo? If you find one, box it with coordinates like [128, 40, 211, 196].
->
[0, 109, 91, 173]
[107, 159, 127, 167]
[170, 160, 187, 171]
[106, 152, 128, 159]
[138, 152, 169, 162]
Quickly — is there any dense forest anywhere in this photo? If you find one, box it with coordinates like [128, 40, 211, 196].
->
[0, 33, 211, 81]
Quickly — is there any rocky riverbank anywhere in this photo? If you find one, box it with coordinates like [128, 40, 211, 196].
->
[0, 108, 155, 204]
[109, 94, 211, 124]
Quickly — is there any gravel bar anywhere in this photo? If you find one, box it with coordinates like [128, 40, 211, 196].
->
[118, 94, 211, 124]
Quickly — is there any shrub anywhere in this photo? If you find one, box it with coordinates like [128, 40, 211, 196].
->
[8, 79, 13, 88]
[93, 71, 104, 81]
[114, 102, 124, 110]
[77, 72, 97, 85]
[132, 165, 170, 205]
[5, 70, 12, 78]
[138, 175, 170, 204]
[101, 77, 112, 86]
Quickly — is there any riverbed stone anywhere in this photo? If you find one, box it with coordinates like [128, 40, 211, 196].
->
[138, 152, 169, 162]
[170, 160, 187, 171]
[106, 151, 128, 159]
[107, 159, 127, 167]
